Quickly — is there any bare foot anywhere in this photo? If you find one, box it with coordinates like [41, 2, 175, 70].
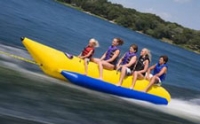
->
[115, 83, 121, 87]
[141, 89, 147, 93]
[96, 77, 103, 80]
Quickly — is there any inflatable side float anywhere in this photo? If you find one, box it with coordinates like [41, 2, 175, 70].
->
[61, 71, 168, 105]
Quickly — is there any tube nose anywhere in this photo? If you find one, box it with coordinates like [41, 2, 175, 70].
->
[20, 37, 24, 41]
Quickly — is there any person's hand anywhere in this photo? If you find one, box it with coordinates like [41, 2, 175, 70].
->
[116, 65, 122, 71]
[100, 58, 103, 61]
[145, 74, 151, 81]
[80, 56, 85, 59]
[144, 73, 148, 80]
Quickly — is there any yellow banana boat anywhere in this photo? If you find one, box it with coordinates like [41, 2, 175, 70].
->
[21, 37, 171, 104]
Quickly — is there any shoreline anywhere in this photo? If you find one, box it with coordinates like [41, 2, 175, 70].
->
[56, 1, 200, 54]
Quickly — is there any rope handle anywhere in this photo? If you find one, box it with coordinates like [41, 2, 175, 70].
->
[0, 50, 40, 66]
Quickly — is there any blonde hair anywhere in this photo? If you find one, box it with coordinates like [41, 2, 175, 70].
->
[89, 38, 99, 48]
[143, 48, 152, 62]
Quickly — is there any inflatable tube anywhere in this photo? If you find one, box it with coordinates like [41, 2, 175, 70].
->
[61, 71, 168, 105]
[21, 37, 171, 104]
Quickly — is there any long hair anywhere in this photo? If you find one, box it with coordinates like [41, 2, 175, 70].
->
[143, 48, 151, 62]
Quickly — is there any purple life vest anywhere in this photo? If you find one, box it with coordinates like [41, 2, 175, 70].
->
[121, 52, 136, 65]
[104, 46, 119, 64]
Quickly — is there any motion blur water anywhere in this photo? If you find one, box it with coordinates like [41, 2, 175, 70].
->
[0, 60, 199, 124]
[0, 0, 200, 123]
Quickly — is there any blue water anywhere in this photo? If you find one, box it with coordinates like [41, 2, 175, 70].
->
[0, 0, 200, 123]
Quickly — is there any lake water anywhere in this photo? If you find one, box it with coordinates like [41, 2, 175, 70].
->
[0, 0, 200, 123]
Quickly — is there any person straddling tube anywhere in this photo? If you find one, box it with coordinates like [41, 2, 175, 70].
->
[78, 38, 99, 75]
[129, 48, 151, 89]
[143, 55, 169, 92]
[115, 44, 138, 86]
[92, 38, 124, 80]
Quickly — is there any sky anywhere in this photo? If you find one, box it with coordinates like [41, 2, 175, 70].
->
[108, 0, 200, 30]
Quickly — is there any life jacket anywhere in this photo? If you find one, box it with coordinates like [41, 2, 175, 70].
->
[81, 46, 94, 58]
[104, 46, 119, 64]
[153, 63, 168, 82]
[121, 52, 136, 69]
[134, 55, 150, 71]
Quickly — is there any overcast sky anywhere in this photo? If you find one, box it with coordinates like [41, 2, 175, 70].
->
[108, 0, 200, 30]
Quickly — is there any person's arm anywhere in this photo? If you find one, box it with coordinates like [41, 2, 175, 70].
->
[154, 67, 167, 77]
[80, 50, 94, 59]
[105, 49, 120, 63]
[100, 52, 106, 60]
[138, 59, 149, 74]
[145, 63, 156, 79]
[123, 56, 137, 67]
[116, 53, 125, 70]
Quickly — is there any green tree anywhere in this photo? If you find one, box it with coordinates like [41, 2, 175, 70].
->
[58, 0, 200, 52]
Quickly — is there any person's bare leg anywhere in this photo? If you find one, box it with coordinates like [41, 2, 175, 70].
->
[97, 61, 114, 80]
[84, 59, 88, 75]
[116, 66, 126, 86]
[143, 76, 158, 92]
[101, 61, 114, 70]
[130, 72, 144, 89]
[130, 71, 138, 89]
[97, 61, 103, 79]
[91, 58, 100, 63]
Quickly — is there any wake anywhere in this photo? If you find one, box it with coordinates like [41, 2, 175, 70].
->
[1, 44, 200, 123]
[0, 43, 37, 66]
[123, 97, 200, 123]
[165, 98, 200, 123]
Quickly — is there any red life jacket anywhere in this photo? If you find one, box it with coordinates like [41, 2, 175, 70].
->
[81, 46, 95, 58]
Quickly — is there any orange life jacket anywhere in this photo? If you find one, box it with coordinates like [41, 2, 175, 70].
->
[81, 46, 95, 58]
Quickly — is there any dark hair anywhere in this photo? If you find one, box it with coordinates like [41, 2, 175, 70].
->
[130, 44, 138, 53]
[115, 38, 124, 46]
[160, 55, 168, 63]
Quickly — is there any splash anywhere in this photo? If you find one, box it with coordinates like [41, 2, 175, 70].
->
[0, 44, 35, 65]
[1, 44, 200, 123]
[122, 97, 200, 123]
[165, 98, 200, 122]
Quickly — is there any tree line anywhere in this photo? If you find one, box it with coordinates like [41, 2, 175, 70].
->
[58, 0, 200, 53]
